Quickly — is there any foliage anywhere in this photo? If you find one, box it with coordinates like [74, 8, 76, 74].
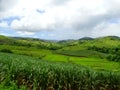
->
[0, 35, 62, 50]
[0, 52, 120, 90]
[107, 55, 120, 62]
[88, 46, 120, 62]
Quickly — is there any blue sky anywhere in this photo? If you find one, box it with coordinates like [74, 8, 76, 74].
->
[0, 0, 120, 40]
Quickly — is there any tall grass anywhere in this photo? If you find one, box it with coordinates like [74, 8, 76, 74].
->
[0, 52, 120, 90]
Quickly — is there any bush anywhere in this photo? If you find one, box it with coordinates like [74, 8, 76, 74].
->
[0, 49, 13, 53]
[107, 54, 120, 62]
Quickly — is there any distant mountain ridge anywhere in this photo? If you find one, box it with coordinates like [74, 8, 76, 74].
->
[0, 34, 120, 51]
[96, 36, 120, 40]
[0, 35, 120, 42]
[79, 37, 94, 40]
[0, 35, 62, 50]
[0, 35, 120, 47]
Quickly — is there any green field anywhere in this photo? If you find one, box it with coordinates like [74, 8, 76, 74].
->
[0, 52, 120, 90]
[0, 44, 119, 71]
[0, 35, 120, 89]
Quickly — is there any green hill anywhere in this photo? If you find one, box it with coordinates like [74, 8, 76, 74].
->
[1, 35, 120, 49]
[0, 35, 120, 89]
[0, 35, 120, 62]
[1, 35, 120, 59]
[0, 35, 62, 50]
[61, 36, 120, 50]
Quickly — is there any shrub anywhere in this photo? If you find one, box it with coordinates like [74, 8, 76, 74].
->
[107, 54, 120, 62]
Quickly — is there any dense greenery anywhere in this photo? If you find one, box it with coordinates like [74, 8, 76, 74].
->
[55, 50, 107, 59]
[0, 48, 13, 53]
[0, 35, 120, 90]
[0, 52, 120, 90]
[0, 35, 62, 50]
[88, 46, 120, 62]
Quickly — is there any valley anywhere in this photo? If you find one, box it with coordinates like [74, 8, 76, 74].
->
[0, 35, 120, 90]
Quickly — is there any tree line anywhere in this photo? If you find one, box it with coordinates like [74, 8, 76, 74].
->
[88, 46, 120, 62]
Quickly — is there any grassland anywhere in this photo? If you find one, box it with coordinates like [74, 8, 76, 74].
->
[0, 44, 120, 71]
[0, 35, 120, 89]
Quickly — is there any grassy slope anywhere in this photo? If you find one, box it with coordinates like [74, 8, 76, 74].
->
[61, 36, 120, 50]
[0, 45, 51, 55]
[0, 44, 119, 71]
[0, 35, 120, 89]
[44, 54, 120, 71]
[0, 35, 61, 50]
[0, 35, 120, 71]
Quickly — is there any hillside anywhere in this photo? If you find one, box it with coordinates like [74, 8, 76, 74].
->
[0, 35, 61, 50]
[1, 35, 120, 47]
[0, 35, 120, 62]
[57, 36, 120, 62]
[0, 35, 120, 89]
[1, 35, 120, 55]
[60, 36, 120, 50]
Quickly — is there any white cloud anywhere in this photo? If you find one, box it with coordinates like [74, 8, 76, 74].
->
[8, 0, 106, 31]
[0, 0, 17, 11]
[0, 0, 120, 39]
[17, 31, 35, 36]
[92, 22, 120, 37]
[0, 22, 9, 28]
[48, 34, 55, 37]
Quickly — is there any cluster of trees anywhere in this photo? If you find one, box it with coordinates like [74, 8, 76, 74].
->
[88, 46, 120, 62]
[88, 46, 120, 54]
[36, 43, 62, 50]
[107, 54, 120, 62]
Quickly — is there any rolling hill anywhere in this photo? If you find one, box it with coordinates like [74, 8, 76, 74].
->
[0, 35, 120, 89]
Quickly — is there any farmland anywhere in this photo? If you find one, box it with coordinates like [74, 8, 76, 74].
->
[0, 35, 120, 90]
[0, 52, 120, 90]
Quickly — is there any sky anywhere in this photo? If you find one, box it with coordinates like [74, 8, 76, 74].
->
[0, 0, 120, 40]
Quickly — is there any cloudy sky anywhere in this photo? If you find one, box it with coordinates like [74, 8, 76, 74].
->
[0, 0, 120, 40]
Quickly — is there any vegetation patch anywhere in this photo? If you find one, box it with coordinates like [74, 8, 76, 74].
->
[0, 49, 13, 53]
[0, 53, 120, 90]
[55, 50, 107, 59]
